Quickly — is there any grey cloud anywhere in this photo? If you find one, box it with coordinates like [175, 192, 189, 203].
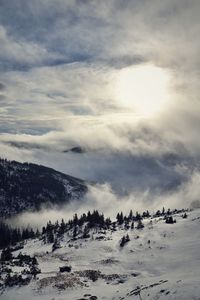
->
[0, 95, 6, 101]
[0, 25, 63, 71]
[0, 0, 199, 72]
[0, 0, 200, 211]
[0, 82, 6, 90]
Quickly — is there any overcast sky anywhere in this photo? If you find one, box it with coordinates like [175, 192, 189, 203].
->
[1, 1, 200, 209]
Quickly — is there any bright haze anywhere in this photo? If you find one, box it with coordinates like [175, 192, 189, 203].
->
[0, 0, 200, 212]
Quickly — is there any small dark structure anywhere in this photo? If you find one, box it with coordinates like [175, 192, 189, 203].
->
[59, 266, 72, 273]
[165, 216, 176, 224]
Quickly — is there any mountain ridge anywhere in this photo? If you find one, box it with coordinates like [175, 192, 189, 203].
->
[0, 158, 87, 217]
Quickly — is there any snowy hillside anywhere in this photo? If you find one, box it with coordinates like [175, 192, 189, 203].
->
[1, 209, 200, 300]
[0, 158, 87, 217]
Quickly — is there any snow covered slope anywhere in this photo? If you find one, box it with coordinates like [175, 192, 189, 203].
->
[1, 209, 200, 300]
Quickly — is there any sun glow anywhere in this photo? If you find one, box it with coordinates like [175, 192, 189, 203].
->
[115, 64, 170, 118]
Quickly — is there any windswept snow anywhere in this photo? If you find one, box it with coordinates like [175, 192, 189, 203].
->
[1, 209, 200, 300]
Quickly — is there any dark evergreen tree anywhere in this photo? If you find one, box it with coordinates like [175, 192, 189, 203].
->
[166, 216, 176, 224]
[135, 212, 142, 221]
[131, 221, 134, 230]
[42, 226, 46, 235]
[128, 210, 133, 220]
[82, 225, 90, 239]
[120, 236, 126, 247]
[142, 210, 150, 218]
[46, 222, 54, 243]
[120, 234, 130, 247]
[117, 212, 124, 225]
[182, 213, 188, 219]
[1, 247, 13, 261]
[167, 209, 171, 215]
[136, 219, 144, 229]
[73, 214, 78, 226]
[162, 207, 165, 215]
[58, 218, 65, 235]
[105, 217, 112, 228]
[126, 234, 130, 242]
[73, 225, 78, 238]
[52, 239, 61, 252]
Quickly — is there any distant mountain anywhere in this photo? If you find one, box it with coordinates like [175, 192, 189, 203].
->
[63, 146, 86, 154]
[0, 158, 87, 217]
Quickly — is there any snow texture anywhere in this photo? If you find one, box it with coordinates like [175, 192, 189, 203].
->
[1, 209, 200, 300]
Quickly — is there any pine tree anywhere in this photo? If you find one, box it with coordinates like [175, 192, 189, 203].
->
[162, 207, 165, 215]
[1, 247, 12, 261]
[137, 219, 144, 229]
[120, 234, 130, 247]
[117, 212, 124, 225]
[120, 236, 126, 247]
[73, 214, 78, 225]
[129, 210, 133, 220]
[73, 225, 78, 238]
[105, 217, 112, 228]
[131, 221, 134, 230]
[59, 218, 65, 235]
[46, 227, 54, 243]
[126, 234, 130, 242]
[82, 225, 90, 239]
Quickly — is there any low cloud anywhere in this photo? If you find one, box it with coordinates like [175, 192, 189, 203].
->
[1, 0, 200, 223]
[8, 170, 200, 229]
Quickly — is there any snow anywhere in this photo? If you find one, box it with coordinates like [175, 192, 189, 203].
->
[1, 209, 200, 300]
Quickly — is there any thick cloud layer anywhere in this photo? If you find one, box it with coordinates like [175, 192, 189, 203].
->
[1, 1, 200, 214]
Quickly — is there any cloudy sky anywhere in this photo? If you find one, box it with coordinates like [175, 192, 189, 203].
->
[1, 0, 200, 209]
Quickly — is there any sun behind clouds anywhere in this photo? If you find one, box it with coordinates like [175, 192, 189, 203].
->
[115, 64, 171, 118]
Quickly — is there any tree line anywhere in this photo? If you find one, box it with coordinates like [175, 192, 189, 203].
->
[0, 221, 39, 248]
[0, 207, 188, 249]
